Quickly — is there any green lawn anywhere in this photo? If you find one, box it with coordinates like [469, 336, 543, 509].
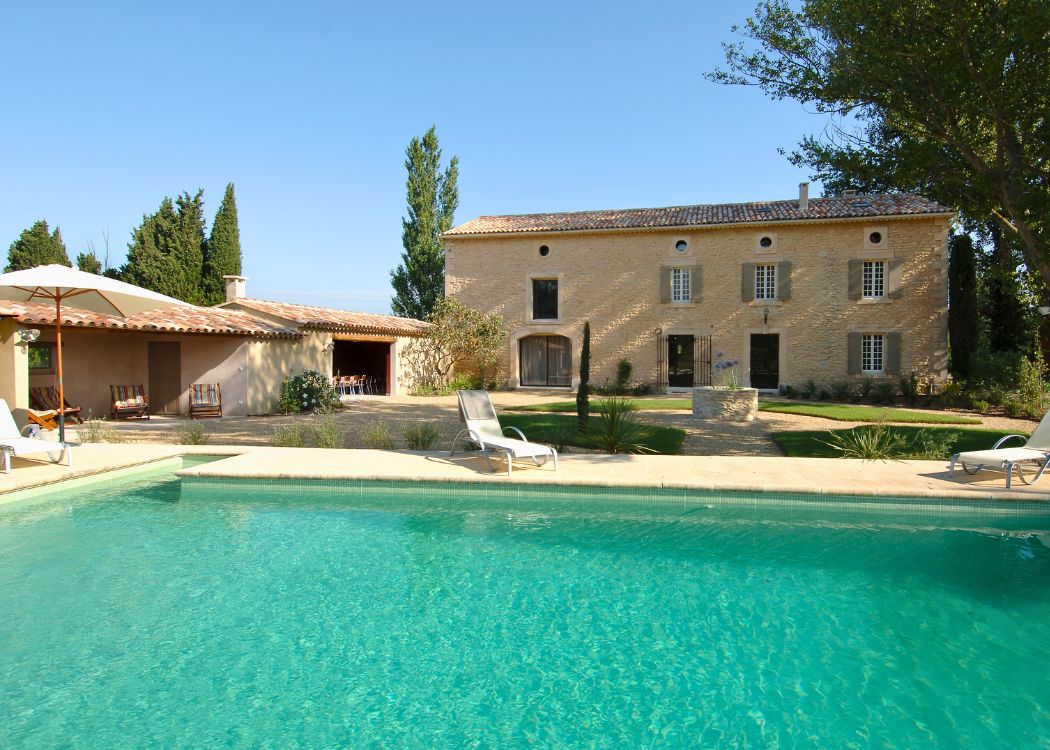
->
[758, 401, 981, 424]
[499, 413, 685, 455]
[510, 398, 692, 413]
[510, 398, 982, 425]
[773, 426, 1020, 459]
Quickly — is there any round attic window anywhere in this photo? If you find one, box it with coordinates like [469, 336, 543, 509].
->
[675, 240, 688, 253]
[759, 236, 773, 248]
[539, 245, 550, 256]
[869, 231, 883, 244]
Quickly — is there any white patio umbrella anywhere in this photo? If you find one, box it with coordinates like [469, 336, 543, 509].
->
[0, 264, 190, 443]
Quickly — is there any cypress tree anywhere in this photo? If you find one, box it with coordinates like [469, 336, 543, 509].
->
[5, 220, 72, 271]
[203, 182, 242, 305]
[983, 224, 1029, 355]
[122, 192, 208, 303]
[391, 126, 459, 319]
[577, 322, 591, 433]
[948, 234, 978, 380]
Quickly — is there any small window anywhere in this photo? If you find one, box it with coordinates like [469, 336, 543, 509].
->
[532, 279, 558, 320]
[28, 343, 53, 372]
[675, 240, 688, 253]
[863, 260, 886, 298]
[539, 245, 550, 257]
[869, 231, 882, 244]
[755, 264, 777, 300]
[759, 236, 773, 248]
[862, 334, 884, 374]
[671, 267, 691, 302]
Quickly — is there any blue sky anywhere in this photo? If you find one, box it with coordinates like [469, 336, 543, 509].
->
[2, 1, 829, 313]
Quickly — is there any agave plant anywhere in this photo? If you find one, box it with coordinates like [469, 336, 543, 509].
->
[587, 396, 655, 454]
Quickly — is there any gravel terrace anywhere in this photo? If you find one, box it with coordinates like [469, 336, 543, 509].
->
[101, 391, 1037, 457]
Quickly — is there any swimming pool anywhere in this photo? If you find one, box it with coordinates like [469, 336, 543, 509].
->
[2, 463, 1049, 748]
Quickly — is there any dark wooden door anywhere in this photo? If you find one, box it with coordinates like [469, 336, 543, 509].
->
[148, 341, 182, 414]
[667, 335, 695, 388]
[749, 334, 779, 389]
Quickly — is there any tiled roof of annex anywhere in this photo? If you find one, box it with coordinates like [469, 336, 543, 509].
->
[0, 300, 300, 338]
[223, 298, 430, 336]
[444, 193, 953, 237]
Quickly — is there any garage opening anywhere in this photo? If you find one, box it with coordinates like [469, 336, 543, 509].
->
[333, 340, 392, 395]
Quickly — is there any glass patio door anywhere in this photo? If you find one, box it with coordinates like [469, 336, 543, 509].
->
[520, 335, 572, 386]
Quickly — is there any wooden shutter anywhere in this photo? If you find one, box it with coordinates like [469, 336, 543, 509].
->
[885, 332, 902, 373]
[847, 332, 862, 374]
[741, 263, 755, 302]
[659, 266, 672, 303]
[848, 259, 863, 299]
[690, 266, 702, 302]
[888, 259, 903, 299]
[777, 261, 791, 301]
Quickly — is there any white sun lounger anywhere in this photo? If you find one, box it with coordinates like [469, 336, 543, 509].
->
[450, 390, 558, 475]
[949, 408, 1050, 488]
[0, 398, 72, 473]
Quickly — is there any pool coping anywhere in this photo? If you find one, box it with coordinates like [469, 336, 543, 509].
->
[4, 443, 1050, 503]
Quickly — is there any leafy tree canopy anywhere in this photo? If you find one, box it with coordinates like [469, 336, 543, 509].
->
[75, 250, 103, 275]
[708, 0, 1050, 284]
[391, 126, 459, 319]
[5, 220, 72, 271]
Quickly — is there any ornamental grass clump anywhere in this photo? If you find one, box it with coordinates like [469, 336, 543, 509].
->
[401, 422, 441, 450]
[77, 417, 126, 444]
[173, 420, 207, 445]
[278, 369, 340, 414]
[819, 422, 904, 461]
[271, 423, 307, 448]
[588, 396, 655, 454]
[361, 421, 394, 450]
[307, 414, 345, 449]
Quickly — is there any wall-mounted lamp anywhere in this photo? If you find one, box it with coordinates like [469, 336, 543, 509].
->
[16, 328, 40, 349]
[763, 307, 770, 326]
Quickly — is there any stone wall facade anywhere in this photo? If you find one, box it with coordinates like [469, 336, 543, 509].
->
[445, 215, 951, 391]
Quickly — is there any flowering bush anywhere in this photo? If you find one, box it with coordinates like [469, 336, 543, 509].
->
[278, 369, 340, 414]
[714, 352, 741, 389]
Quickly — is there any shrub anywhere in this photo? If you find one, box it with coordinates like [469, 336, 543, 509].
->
[279, 369, 340, 414]
[910, 427, 957, 460]
[174, 421, 207, 445]
[629, 382, 655, 396]
[1013, 351, 1046, 414]
[271, 423, 307, 447]
[820, 423, 904, 461]
[361, 422, 393, 450]
[801, 380, 818, 400]
[858, 377, 876, 401]
[77, 417, 126, 444]
[817, 389, 831, 401]
[307, 414, 345, 449]
[587, 397, 655, 454]
[1002, 399, 1023, 418]
[402, 422, 441, 450]
[874, 381, 898, 405]
[938, 380, 968, 408]
[971, 398, 991, 413]
[782, 384, 798, 399]
[830, 381, 854, 402]
[614, 358, 632, 393]
[899, 372, 920, 405]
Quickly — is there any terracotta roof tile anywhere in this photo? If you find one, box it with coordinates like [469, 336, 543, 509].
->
[444, 193, 953, 237]
[0, 300, 299, 338]
[224, 299, 430, 336]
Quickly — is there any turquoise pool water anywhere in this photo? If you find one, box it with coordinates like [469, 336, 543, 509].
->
[2, 468, 1049, 748]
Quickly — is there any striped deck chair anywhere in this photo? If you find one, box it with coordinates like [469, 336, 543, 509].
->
[29, 386, 83, 424]
[189, 383, 222, 419]
[110, 384, 150, 420]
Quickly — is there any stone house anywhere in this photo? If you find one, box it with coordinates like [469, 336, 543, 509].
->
[0, 275, 428, 424]
[444, 186, 953, 392]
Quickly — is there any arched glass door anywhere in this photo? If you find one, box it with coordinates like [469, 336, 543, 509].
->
[519, 335, 572, 387]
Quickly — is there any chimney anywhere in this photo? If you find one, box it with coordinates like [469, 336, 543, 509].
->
[223, 275, 248, 303]
[798, 182, 810, 211]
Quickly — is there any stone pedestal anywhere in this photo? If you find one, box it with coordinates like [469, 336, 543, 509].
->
[692, 387, 759, 422]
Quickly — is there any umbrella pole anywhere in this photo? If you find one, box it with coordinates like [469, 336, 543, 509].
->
[56, 297, 65, 445]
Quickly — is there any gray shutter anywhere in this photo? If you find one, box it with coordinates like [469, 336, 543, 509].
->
[659, 266, 672, 303]
[690, 266, 702, 302]
[848, 259, 863, 300]
[888, 259, 903, 299]
[885, 332, 902, 373]
[847, 332, 862, 374]
[741, 263, 755, 302]
[777, 261, 791, 301]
